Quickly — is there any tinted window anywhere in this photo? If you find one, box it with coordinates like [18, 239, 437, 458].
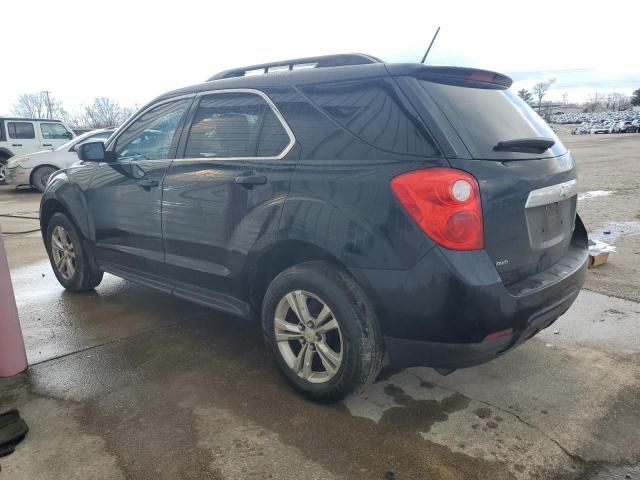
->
[303, 78, 440, 157]
[419, 81, 566, 159]
[184, 92, 290, 158]
[8, 122, 35, 139]
[115, 99, 190, 161]
[0, 121, 5, 142]
[40, 122, 71, 139]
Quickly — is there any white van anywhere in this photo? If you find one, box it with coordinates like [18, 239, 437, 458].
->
[0, 117, 75, 183]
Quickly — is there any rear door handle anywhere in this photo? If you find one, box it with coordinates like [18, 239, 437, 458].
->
[42, 143, 53, 147]
[138, 178, 159, 189]
[11, 144, 22, 147]
[234, 173, 267, 189]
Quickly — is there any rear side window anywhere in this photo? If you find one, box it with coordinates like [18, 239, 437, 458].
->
[40, 122, 72, 139]
[8, 122, 35, 139]
[419, 81, 566, 159]
[0, 121, 5, 142]
[184, 92, 290, 158]
[302, 78, 440, 157]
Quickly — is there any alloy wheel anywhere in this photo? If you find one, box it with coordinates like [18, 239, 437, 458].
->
[51, 225, 76, 280]
[274, 290, 343, 384]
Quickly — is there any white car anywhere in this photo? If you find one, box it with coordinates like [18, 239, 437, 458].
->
[0, 117, 76, 184]
[5, 128, 115, 192]
[591, 124, 613, 134]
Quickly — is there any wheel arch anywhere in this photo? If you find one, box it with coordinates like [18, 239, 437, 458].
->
[0, 148, 13, 161]
[30, 164, 60, 186]
[245, 239, 379, 315]
[40, 194, 91, 247]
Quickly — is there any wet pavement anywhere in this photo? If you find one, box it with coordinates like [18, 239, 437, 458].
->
[0, 255, 639, 479]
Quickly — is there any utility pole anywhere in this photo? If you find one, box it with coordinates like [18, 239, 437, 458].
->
[43, 90, 53, 119]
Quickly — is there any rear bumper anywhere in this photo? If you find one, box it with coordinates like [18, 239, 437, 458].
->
[384, 288, 580, 369]
[349, 217, 588, 370]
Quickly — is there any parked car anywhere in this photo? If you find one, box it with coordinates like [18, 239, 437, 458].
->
[615, 121, 638, 133]
[0, 117, 75, 184]
[39, 54, 588, 401]
[591, 124, 613, 134]
[5, 128, 115, 192]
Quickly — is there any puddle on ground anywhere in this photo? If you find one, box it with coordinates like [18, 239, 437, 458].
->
[589, 221, 640, 243]
[579, 190, 614, 201]
[379, 384, 471, 433]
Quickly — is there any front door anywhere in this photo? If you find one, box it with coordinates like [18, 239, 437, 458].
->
[86, 97, 193, 280]
[161, 90, 297, 314]
[38, 122, 74, 150]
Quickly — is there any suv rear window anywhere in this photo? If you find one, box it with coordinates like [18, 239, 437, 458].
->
[8, 122, 35, 139]
[419, 81, 565, 159]
[303, 78, 440, 157]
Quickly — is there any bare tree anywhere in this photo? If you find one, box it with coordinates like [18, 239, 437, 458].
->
[584, 93, 603, 113]
[532, 78, 556, 113]
[83, 97, 123, 128]
[12, 91, 69, 120]
[561, 92, 569, 106]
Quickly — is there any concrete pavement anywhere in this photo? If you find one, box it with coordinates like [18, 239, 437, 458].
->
[1, 256, 638, 479]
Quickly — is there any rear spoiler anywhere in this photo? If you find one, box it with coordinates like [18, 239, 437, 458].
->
[385, 64, 513, 89]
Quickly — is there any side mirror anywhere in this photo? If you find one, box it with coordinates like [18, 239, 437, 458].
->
[77, 141, 106, 162]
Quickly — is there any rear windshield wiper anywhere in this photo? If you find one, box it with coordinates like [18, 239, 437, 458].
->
[493, 137, 555, 154]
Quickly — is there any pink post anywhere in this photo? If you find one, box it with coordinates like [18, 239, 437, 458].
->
[0, 226, 28, 377]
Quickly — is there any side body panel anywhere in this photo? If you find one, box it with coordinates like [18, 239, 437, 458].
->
[160, 87, 300, 315]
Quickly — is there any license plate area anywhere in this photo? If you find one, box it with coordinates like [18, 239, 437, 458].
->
[526, 199, 574, 250]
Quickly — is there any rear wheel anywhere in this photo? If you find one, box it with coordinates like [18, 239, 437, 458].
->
[262, 261, 384, 402]
[46, 212, 103, 291]
[32, 166, 57, 192]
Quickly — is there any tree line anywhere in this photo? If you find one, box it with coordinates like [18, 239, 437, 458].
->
[518, 81, 640, 115]
[11, 91, 137, 129]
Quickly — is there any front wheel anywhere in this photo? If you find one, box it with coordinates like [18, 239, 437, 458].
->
[46, 212, 103, 291]
[32, 166, 57, 192]
[0, 158, 7, 185]
[262, 261, 384, 402]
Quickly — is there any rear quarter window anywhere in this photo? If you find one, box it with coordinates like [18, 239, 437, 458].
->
[302, 78, 441, 157]
[420, 81, 566, 160]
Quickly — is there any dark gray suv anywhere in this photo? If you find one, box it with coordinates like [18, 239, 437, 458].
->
[40, 54, 588, 401]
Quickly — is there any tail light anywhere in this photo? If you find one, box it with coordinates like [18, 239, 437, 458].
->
[390, 168, 483, 250]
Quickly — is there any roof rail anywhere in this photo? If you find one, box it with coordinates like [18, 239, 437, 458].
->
[207, 53, 383, 81]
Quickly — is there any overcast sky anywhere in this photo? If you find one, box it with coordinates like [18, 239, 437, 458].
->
[2, 0, 639, 116]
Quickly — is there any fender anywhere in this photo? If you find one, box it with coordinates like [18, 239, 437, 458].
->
[39, 164, 97, 242]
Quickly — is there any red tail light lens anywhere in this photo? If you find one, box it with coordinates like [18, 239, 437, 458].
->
[391, 168, 483, 250]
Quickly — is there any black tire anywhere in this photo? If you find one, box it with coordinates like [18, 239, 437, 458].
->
[0, 156, 8, 185]
[45, 212, 103, 292]
[31, 165, 57, 193]
[262, 261, 384, 402]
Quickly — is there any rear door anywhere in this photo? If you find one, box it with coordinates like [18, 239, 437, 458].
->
[5, 121, 37, 156]
[402, 75, 578, 287]
[161, 89, 296, 313]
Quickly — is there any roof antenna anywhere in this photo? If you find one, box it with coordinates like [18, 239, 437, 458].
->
[421, 26, 441, 64]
